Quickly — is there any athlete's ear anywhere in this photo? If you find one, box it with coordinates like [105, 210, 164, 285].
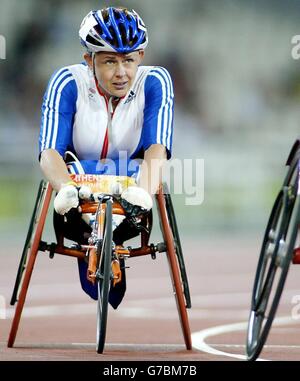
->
[84, 53, 93, 70]
[138, 50, 145, 63]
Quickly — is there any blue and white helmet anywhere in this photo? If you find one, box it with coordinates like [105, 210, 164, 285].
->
[79, 7, 148, 54]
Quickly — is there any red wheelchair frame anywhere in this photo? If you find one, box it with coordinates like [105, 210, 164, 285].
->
[7, 180, 192, 353]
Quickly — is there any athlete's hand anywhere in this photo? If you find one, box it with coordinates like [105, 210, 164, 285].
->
[120, 186, 153, 217]
[54, 184, 79, 215]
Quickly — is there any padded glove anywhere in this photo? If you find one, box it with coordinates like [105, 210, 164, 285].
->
[120, 186, 153, 217]
[54, 184, 79, 215]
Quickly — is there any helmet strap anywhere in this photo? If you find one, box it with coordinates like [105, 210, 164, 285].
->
[92, 53, 103, 95]
[92, 52, 97, 78]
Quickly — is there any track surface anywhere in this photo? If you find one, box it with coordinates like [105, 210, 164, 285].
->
[1, 236, 300, 361]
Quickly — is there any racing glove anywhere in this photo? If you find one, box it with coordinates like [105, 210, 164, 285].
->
[54, 183, 91, 215]
[54, 183, 79, 215]
[119, 186, 153, 217]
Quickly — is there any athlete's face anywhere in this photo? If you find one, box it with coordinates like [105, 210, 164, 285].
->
[85, 51, 144, 98]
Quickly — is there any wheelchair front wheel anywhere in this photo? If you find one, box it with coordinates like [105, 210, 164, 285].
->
[96, 199, 113, 354]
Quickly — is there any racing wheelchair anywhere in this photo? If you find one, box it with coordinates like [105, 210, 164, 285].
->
[246, 138, 300, 361]
[7, 175, 192, 354]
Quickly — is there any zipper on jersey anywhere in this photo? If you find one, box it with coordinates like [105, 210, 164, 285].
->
[100, 96, 114, 160]
[95, 80, 119, 160]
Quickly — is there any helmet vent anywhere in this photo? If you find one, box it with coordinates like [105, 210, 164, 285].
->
[86, 34, 104, 47]
[94, 24, 103, 37]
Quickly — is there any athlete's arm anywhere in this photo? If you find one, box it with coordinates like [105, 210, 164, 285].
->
[40, 149, 72, 191]
[138, 144, 167, 195]
[39, 67, 77, 191]
[138, 67, 174, 195]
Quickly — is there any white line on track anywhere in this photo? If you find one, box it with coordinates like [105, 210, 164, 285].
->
[211, 344, 300, 349]
[191, 315, 297, 361]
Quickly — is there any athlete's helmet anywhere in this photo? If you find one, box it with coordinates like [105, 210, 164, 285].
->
[79, 7, 148, 54]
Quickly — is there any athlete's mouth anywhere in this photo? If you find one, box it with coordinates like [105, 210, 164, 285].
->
[113, 82, 128, 88]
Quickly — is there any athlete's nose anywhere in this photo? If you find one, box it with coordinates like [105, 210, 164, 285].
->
[115, 63, 126, 77]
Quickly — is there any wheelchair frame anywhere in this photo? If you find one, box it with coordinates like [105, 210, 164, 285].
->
[246, 139, 300, 361]
[7, 181, 192, 353]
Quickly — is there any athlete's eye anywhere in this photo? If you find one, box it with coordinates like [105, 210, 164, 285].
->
[105, 60, 116, 65]
[125, 58, 134, 63]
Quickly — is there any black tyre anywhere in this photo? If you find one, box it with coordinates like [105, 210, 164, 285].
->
[246, 157, 300, 361]
[10, 180, 47, 306]
[163, 183, 191, 309]
[96, 199, 113, 354]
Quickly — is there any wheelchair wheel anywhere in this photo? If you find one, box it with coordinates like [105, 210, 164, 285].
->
[96, 199, 113, 354]
[10, 180, 47, 306]
[8, 181, 53, 348]
[246, 157, 300, 361]
[156, 185, 192, 350]
[163, 184, 191, 309]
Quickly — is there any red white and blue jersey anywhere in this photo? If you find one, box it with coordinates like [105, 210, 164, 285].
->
[39, 63, 174, 175]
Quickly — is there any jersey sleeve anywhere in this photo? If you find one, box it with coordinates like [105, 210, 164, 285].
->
[39, 67, 78, 159]
[142, 67, 174, 159]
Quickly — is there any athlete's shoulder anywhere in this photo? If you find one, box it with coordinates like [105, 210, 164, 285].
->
[133, 66, 173, 93]
[45, 65, 75, 94]
[135, 65, 171, 82]
[44, 63, 90, 102]
[50, 62, 87, 75]
[42, 65, 83, 107]
[148, 65, 172, 76]
[47, 63, 88, 88]
[147, 66, 172, 81]
[137, 65, 172, 76]
[66, 62, 89, 79]
[142, 66, 174, 96]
